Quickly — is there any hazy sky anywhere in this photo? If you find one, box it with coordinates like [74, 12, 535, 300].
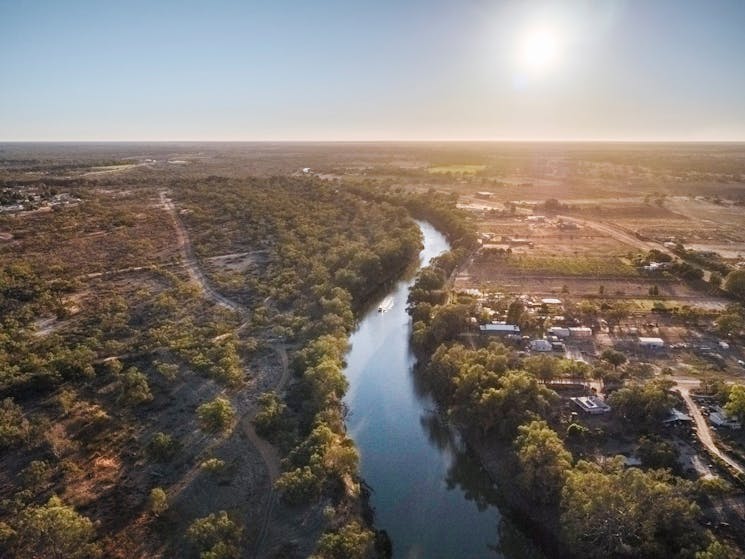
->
[2, 0, 745, 141]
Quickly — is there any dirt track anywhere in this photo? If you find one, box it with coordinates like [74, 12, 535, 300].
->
[556, 214, 722, 284]
[557, 214, 677, 256]
[675, 381, 745, 475]
[160, 191, 250, 319]
[161, 190, 289, 557]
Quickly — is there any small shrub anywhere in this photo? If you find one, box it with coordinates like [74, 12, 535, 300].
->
[0, 398, 30, 449]
[313, 521, 374, 559]
[148, 487, 168, 517]
[186, 510, 242, 559]
[145, 432, 180, 462]
[57, 389, 78, 415]
[197, 397, 235, 433]
[275, 466, 322, 504]
[21, 460, 54, 487]
[117, 367, 153, 406]
[200, 458, 226, 473]
[155, 362, 179, 382]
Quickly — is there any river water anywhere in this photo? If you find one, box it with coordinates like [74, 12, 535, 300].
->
[344, 222, 530, 559]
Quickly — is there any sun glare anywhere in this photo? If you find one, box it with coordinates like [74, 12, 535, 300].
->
[518, 25, 562, 75]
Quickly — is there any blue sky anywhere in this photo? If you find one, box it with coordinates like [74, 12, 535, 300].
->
[1, 0, 745, 140]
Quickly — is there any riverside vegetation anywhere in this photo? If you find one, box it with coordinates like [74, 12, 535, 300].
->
[0, 163, 424, 558]
[404, 194, 744, 559]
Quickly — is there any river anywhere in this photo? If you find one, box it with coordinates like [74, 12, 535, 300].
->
[344, 221, 534, 559]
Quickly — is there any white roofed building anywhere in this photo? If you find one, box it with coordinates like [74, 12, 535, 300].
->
[570, 396, 611, 415]
[480, 323, 520, 336]
[569, 327, 593, 338]
[639, 337, 665, 349]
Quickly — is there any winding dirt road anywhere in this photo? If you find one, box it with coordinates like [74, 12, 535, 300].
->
[160, 191, 290, 557]
[160, 191, 250, 320]
[675, 381, 745, 476]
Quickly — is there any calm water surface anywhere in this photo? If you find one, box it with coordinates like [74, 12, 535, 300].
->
[344, 222, 532, 559]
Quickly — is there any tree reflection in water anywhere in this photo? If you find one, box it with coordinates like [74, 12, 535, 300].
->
[419, 410, 546, 559]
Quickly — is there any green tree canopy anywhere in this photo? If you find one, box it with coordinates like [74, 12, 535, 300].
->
[561, 460, 704, 558]
[716, 306, 745, 338]
[197, 397, 235, 433]
[312, 521, 374, 559]
[695, 540, 742, 559]
[724, 270, 745, 301]
[637, 435, 679, 471]
[0, 397, 29, 449]
[148, 487, 168, 517]
[117, 367, 153, 406]
[524, 355, 561, 382]
[600, 349, 627, 369]
[473, 371, 558, 438]
[515, 420, 572, 504]
[724, 384, 745, 423]
[187, 510, 242, 559]
[10, 495, 100, 559]
[608, 379, 675, 427]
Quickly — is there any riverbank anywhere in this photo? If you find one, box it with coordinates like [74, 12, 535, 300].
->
[344, 221, 519, 558]
[465, 432, 560, 558]
[401, 223, 731, 558]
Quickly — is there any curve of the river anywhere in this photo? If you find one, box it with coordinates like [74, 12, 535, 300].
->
[344, 221, 535, 559]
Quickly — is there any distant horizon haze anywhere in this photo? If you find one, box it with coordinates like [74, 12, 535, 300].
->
[3, 139, 745, 145]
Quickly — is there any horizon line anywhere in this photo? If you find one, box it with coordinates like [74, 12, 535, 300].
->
[3, 138, 745, 144]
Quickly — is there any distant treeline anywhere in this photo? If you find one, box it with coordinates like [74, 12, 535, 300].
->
[346, 183, 479, 251]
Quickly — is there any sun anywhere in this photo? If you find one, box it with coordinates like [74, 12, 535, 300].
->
[518, 25, 562, 75]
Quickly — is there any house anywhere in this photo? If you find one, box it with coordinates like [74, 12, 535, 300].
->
[568, 327, 593, 338]
[570, 396, 611, 415]
[529, 339, 553, 352]
[480, 323, 520, 336]
[709, 407, 742, 430]
[638, 337, 665, 349]
[663, 408, 693, 424]
[643, 262, 672, 272]
[548, 326, 570, 338]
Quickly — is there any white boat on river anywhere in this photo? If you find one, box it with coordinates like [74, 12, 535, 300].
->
[377, 296, 394, 312]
